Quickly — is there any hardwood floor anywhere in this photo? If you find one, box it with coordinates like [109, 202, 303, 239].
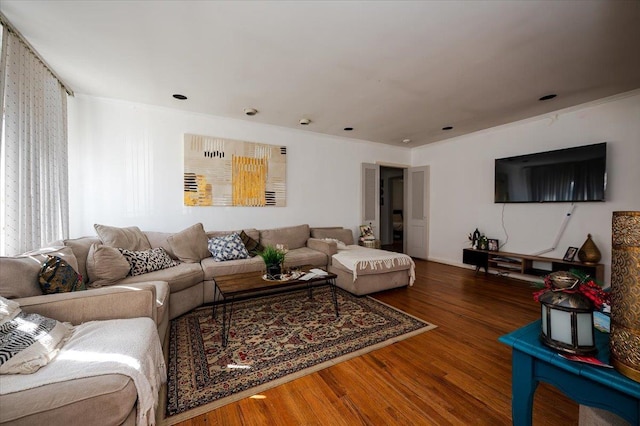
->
[172, 260, 579, 425]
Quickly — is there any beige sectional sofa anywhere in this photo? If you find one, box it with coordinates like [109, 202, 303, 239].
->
[0, 222, 411, 425]
[0, 223, 335, 425]
[0, 284, 160, 426]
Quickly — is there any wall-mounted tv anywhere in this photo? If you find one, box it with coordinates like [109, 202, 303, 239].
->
[494, 142, 607, 203]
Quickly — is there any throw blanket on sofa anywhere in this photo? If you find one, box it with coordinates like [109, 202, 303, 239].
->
[332, 245, 415, 285]
[1, 317, 166, 426]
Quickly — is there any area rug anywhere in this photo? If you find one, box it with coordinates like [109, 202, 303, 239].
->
[164, 286, 436, 424]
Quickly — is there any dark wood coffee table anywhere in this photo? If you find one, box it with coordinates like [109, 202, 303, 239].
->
[213, 266, 339, 346]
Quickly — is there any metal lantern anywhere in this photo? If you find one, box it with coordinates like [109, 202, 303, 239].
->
[539, 273, 597, 355]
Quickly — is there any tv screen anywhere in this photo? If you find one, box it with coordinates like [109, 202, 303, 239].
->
[494, 143, 607, 203]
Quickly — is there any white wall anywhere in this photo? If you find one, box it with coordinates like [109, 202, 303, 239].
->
[67, 95, 411, 239]
[68, 91, 640, 284]
[412, 91, 640, 284]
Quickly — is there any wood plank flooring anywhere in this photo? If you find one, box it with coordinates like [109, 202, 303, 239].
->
[171, 259, 579, 425]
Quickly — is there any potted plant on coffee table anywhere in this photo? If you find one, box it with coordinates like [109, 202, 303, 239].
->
[258, 245, 287, 279]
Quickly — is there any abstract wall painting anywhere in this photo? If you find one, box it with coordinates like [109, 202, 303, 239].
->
[183, 134, 286, 207]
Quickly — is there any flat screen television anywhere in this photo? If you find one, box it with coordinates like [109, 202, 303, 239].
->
[494, 142, 607, 203]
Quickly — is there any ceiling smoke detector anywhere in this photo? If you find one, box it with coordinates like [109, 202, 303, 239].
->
[243, 108, 258, 116]
[299, 118, 311, 125]
[402, 138, 411, 144]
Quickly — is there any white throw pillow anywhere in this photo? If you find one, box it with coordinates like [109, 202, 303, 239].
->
[324, 238, 348, 250]
[0, 296, 20, 322]
[0, 308, 73, 375]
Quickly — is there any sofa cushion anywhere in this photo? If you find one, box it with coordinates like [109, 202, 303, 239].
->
[63, 237, 101, 284]
[0, 308, 73, 374]
[86, 244, 131, 286]
[0, 247, 80, 299]
[94, 224, 151, 251]
[281, 247, 328, 269]
[38, 256, 86, 294]
[208, 233, 250, 262]
[239, 230, 263, 257]
[118, 262, 203, 294]
[118, 247, 179, 276]
[331, 252, 414, 276]
[201, 256, 265, 279]
[111, 281, 169, 331]
[311, 228, 355, 246]
[168, 223, 210, 263]
[259, 224, 310, 250]
[0, 374, 137, 426]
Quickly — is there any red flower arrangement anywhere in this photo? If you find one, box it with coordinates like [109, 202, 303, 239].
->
[533, 271, 610, 311]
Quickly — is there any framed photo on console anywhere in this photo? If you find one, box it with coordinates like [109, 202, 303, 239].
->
[563, 246, 578, 262]
[488, 239, 499, 251]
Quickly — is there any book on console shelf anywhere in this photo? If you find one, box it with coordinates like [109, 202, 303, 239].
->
[491, 256, 520, 263]
[559, 354, 613, 368]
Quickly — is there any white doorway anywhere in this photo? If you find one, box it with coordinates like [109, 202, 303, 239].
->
[406, 166, 429, 259]
[380, 166, 404, 252]
[362, 163, 429, 258]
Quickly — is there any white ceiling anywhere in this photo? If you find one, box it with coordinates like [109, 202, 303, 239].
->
[1, 0, 639, 147]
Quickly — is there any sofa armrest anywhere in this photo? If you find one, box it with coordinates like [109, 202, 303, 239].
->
[307, 238, 338, 262]
[15, 283, 159, 325]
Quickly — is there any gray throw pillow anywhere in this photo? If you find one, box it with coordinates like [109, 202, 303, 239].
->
[240, 230, 263, 257]
[168, 223, 210, 263]
[94, 224, 151, 251]
[86, 243, 131, 286]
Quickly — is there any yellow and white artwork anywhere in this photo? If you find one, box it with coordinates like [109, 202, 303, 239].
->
[184, 134, 286, 207]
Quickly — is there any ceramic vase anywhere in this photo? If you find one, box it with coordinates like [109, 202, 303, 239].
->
[610, 211, 640, 382]
[577, 234, 601, 265]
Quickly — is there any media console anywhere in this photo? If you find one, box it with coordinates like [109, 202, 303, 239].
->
[462, 248, 604, 282]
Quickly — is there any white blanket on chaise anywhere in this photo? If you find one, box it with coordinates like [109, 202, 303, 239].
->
[1, 317, 166, 426]
[332, 245, 415, 285]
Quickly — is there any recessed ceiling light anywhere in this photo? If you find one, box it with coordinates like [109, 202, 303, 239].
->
[402, 139, 411, 144]
[172, 94, 187, 100]
[344, 127, 354, 131]
[539, 94, 557, 101]
[243, 108, 258, 116]
[299, 118, 311, 125]
[442, 126, 453, 131]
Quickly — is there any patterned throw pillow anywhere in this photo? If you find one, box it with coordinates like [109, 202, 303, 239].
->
[0, 309, 74, 374]
[38, 255, 86, 294]
[240, 230, 263, 257]
[118, 247, 179, 276]
[208, 233, 250, 262]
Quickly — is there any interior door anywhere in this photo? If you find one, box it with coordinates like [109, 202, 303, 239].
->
[361, 163, 380, 238]
[406, 166, 429, 259]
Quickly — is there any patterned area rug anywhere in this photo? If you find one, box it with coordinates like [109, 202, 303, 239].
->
[164, 286, 436, 424]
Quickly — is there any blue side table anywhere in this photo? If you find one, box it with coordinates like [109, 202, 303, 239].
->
[499, 320, 640, 425]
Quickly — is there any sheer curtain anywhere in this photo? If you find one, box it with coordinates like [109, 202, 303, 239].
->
[0, 25, 69, 255]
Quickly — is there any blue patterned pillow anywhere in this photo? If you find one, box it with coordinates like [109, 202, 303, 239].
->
[208, 233, 250, 262]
